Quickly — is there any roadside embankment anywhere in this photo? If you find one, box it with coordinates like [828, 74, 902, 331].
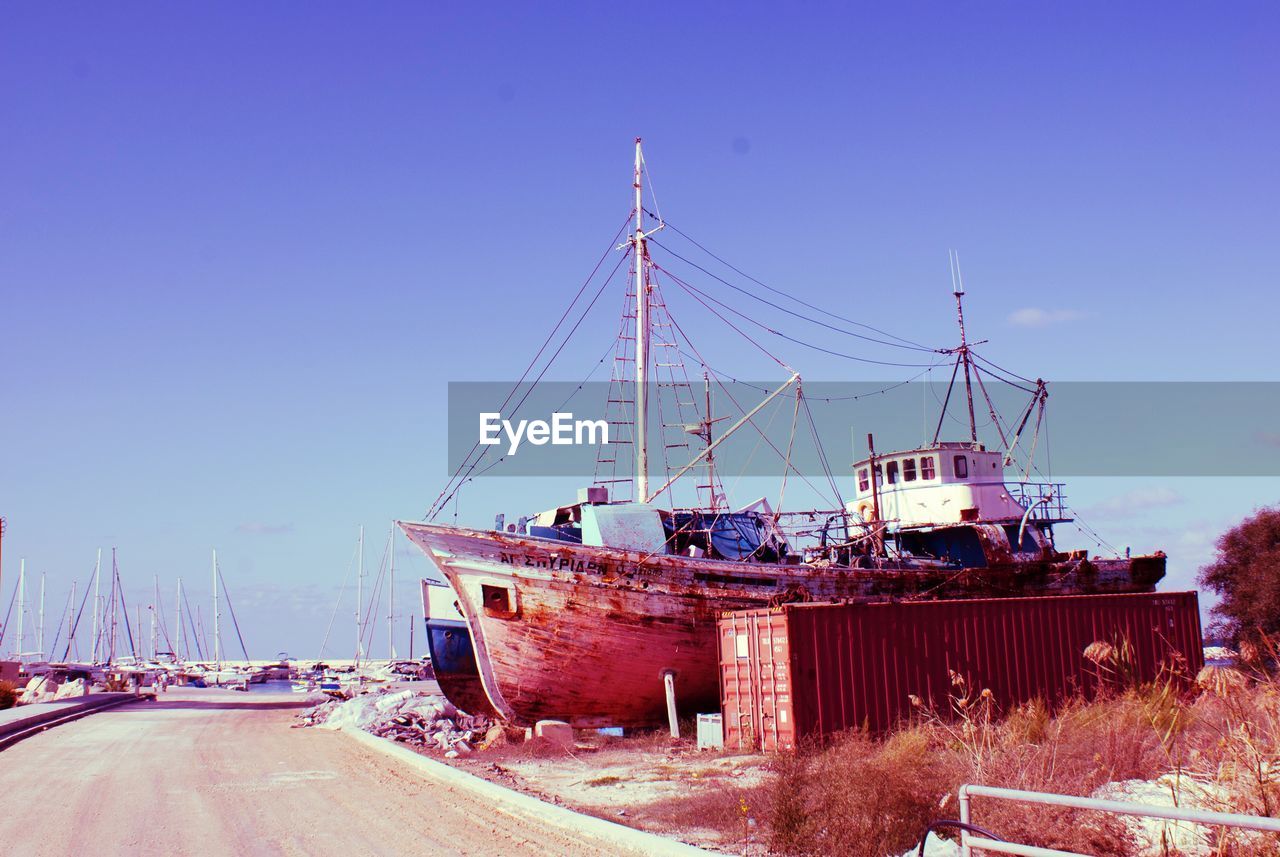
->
[0, 692, 142, 750]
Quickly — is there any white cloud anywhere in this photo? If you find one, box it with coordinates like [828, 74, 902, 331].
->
[1008, 307, 1088, 327]
[1080, 486, 1183, 520]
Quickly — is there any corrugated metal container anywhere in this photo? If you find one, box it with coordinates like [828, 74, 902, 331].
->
[718, 591, 1203, 752]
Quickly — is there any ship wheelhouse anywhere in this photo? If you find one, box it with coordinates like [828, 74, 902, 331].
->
[847, 441, 1069, 568]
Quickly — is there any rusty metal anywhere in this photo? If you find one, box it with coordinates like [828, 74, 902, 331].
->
[719, 591, 1203, 751]
[401, 520, 1168, 727]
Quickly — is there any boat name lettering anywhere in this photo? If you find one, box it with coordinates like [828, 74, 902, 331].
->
[499, 551, 608, 573]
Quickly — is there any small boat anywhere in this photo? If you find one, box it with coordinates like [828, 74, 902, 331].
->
[421, 580, 496, 717]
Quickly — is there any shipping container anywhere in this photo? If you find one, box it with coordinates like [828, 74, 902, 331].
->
[718, 591, 1203, 752]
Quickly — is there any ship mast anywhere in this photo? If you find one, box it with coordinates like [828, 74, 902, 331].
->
[633, 138, 650, 502]
[953, 251, 978, 444]
[933, 250, 983, 446]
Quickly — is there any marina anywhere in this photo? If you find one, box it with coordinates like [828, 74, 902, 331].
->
[3, 6, 1277, 855]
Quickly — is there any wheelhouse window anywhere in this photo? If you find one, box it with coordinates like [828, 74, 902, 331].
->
[873, 463, 883, 486]
[920, 456, 936, 480]
[886, 461, 899, 484]
[953, 455, 968, 479]
[858, 468, 870, 492]
[902, 458, 917, 482]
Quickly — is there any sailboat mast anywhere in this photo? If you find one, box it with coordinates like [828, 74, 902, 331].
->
[15, 559, 24, 659]
[109, 548, 118, 662]
[212, 548, 221, 670]
[69, 579, 78, 660]
[388, 524, 396, 661]
[633, 138, 650, 503]
[92, 548, 101, 663]
[38, 572, 45, 659]
[152, 574, 159, 659]
[356, 525, 364, 664]
[176, 577, 184, 661]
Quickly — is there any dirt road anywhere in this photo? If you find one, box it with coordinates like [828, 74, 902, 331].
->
[0, 688, 612, 857]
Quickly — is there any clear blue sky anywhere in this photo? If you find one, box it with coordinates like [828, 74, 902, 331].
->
[2, 3, 1277, 656]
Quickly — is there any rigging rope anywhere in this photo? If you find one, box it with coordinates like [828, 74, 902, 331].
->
[216, 563, 252, 662]
[424, 211, 635, 520]
[664, 308, 844, 509]
[653, 238, 939, 353]
[428, 245, 634, 519]
[649, 214, 934, 351]
[657, 262, 938, 369]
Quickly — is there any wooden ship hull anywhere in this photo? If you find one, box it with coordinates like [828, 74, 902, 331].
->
[400, 520, 1166, 727]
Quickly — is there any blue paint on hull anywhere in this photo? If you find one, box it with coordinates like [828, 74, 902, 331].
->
[425, 616, 498, 718]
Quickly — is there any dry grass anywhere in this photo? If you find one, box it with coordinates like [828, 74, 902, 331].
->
[754, 656, 1280, 856]
[637, 781, 770, 844]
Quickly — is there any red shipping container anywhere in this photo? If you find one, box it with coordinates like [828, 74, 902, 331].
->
[718, 591, 1203, 752]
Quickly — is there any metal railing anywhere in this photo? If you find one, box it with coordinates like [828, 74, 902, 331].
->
[956, 784, 1280, 856]
[1006, 483, 1067, 521]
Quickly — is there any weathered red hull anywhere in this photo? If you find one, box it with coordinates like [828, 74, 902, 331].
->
[399, 521, 1165, 727]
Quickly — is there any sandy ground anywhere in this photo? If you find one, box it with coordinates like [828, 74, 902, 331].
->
[448, 736, 772, 853]
[0, 688, 618, 857]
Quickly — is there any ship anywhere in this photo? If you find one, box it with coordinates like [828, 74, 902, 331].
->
[402, 140, 1166, 728]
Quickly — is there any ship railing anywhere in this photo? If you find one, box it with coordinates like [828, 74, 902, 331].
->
[1007, 482, 1067, 521]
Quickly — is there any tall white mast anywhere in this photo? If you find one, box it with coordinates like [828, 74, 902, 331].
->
[633, 138, 650, 502]
[212, 548, 221, 670]
[15, 559, 24, 660]
[38, 572, 45, 659]
[355, 525, 365, 664]
[109, 548, 118, 663]
[91, 548, 101, 663]
[388, 524, 396, 661]
[176, 577, 184, 661]
[68, 579, 78, 661]
[151, 574, 159, 659]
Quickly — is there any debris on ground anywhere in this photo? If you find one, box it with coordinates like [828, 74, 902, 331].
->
[897, 838, 962, 857]
[295, 687, 491, 756]
[1094, 775, 1231, 856]
[19, 676, 60, 704]
[53, 678, 89, 700]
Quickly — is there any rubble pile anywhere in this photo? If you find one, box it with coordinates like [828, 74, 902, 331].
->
[19, 676, 60, 704]
[296, 687, 495, 758]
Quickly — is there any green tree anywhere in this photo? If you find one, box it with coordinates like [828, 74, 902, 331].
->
[1198, 507, 1280, 645]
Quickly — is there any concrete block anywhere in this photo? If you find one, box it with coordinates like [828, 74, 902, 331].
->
[534, 719, 574, 748]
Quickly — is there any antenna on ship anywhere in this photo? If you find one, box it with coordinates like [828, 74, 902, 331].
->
[933, 250, 985, 446]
